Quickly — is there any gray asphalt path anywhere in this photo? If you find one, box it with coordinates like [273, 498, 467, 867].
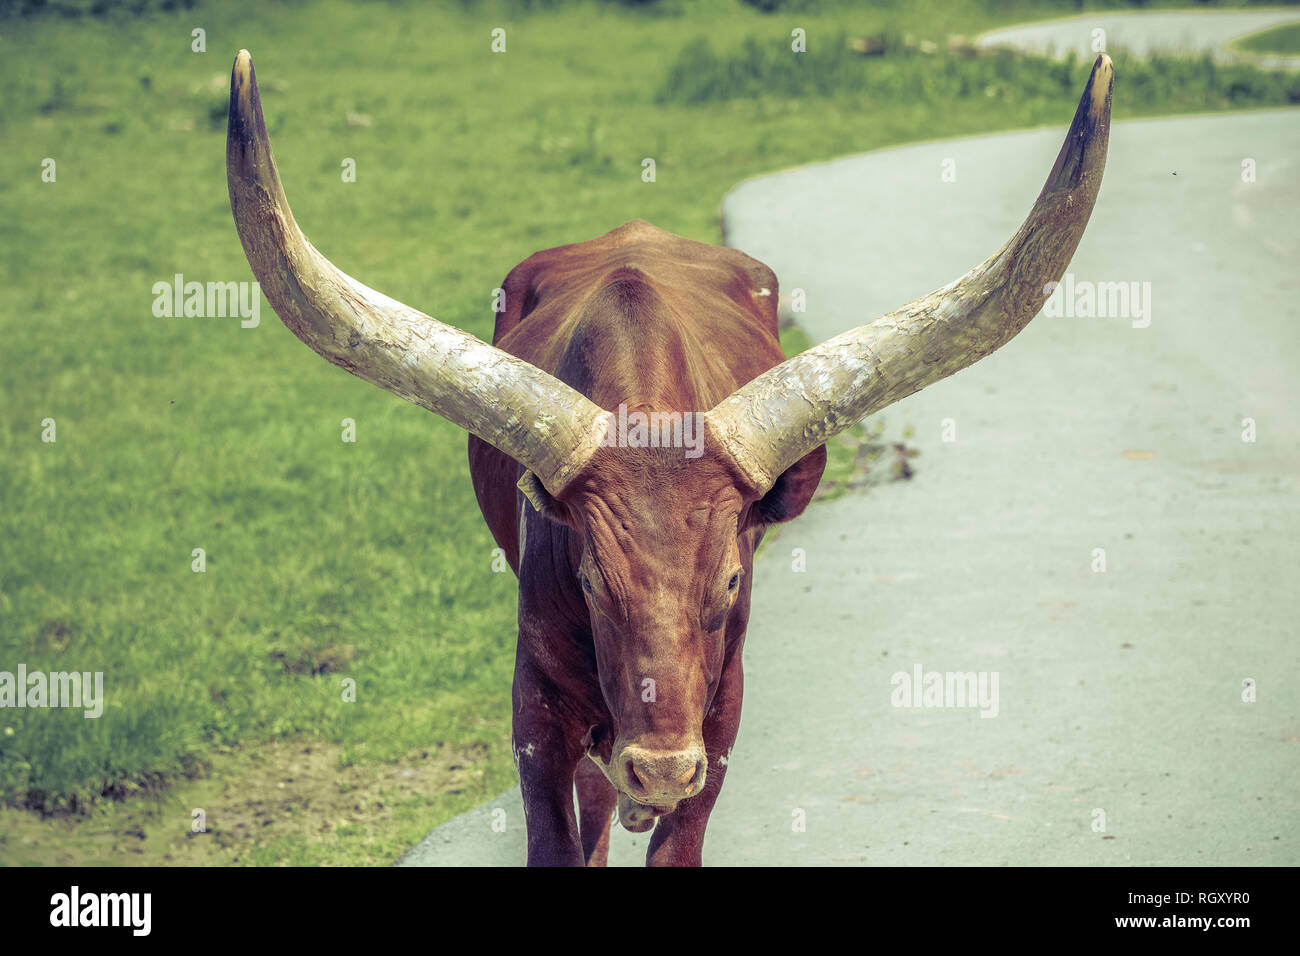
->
[400, 109, 1300, 865]
[978, 9, 1300, 67]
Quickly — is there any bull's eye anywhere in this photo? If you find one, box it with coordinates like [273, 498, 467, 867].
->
[728, 571, 742, 591]
[580, 573, 594, 595]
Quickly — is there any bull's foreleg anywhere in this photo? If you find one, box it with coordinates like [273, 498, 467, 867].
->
[644, 656, 744, 867]
[513, 670, 586, 866]
[574, 758, 617, 866]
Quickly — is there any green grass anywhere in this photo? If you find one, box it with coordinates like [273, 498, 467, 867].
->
[1232, 22, 1300, 56]
[1, 0, 1296, 861]
[660, 34, 1300, 109]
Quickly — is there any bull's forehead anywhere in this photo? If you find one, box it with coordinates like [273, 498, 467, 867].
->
[576, 450, 742, 538]
[571, 448, 744, 583]
[582, 488, 740, 559]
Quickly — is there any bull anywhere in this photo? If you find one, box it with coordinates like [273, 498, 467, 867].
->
[225, 49, 1112, 865]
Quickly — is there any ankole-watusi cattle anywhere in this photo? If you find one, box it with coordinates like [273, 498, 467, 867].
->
[226, 49, 1112, 866]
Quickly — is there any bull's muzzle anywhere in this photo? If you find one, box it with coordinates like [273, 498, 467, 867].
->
[619, 745, 707, 806]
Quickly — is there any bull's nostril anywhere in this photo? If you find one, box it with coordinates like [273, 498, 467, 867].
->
[625, 752, 705, 796]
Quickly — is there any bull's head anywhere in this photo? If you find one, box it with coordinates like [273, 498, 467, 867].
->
[525, 427, 828, 828]
[226, 50, 1111, 827]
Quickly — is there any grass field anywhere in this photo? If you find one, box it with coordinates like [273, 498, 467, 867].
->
[1232, 21, 1300, 55]
[1, 0, 1297, 865]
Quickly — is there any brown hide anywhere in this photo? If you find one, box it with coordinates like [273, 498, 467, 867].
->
[467, 219, 825, 865]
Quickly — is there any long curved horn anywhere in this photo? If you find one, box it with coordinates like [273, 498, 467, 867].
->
[226, 50, 606, 495]
[706, 54, 1113, 494]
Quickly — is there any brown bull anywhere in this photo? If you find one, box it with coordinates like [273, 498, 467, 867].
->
[226, 50, 1112, 866]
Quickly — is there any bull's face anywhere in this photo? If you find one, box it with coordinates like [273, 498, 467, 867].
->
[546, 440, 825, 825]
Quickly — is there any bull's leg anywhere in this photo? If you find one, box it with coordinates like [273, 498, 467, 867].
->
[514, 668, 586, 867]
[643, 756, 732, 867]
[645, 657, 744, 867]
[574, 758, 617, 866]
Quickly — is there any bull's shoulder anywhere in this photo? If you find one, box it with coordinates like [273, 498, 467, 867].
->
[493, 220, 779, 346]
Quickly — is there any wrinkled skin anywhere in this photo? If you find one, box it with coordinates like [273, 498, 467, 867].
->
[468, 221, 825, 866]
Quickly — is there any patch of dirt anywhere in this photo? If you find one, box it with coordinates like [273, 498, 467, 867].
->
[0, 738, 489, 866]
[190, 740, 486, 862]
[267, 641, 357, 676]
[814, 421, 919, 501]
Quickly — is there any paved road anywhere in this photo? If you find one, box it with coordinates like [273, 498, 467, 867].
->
[978, 9, 1300, 68]
[400, 109, 1300, 865]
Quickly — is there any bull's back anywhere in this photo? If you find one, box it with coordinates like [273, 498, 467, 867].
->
[466, 220, 788, 572]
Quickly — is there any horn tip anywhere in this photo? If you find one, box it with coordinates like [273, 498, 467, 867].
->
[231, 49, 254, 97]
[227, 48, 265, 178]
[1088, 53, 1114, 119]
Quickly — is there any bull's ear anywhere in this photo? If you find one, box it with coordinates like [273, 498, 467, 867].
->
[746, 444, 827, 528]
[517, 470, 574, 524]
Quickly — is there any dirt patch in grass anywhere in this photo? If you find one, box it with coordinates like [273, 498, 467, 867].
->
[779, 318, 920, 502]
[267, 641, 358, 677]
[814, 421, 919, 502]
[0, 737, 492, 866]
